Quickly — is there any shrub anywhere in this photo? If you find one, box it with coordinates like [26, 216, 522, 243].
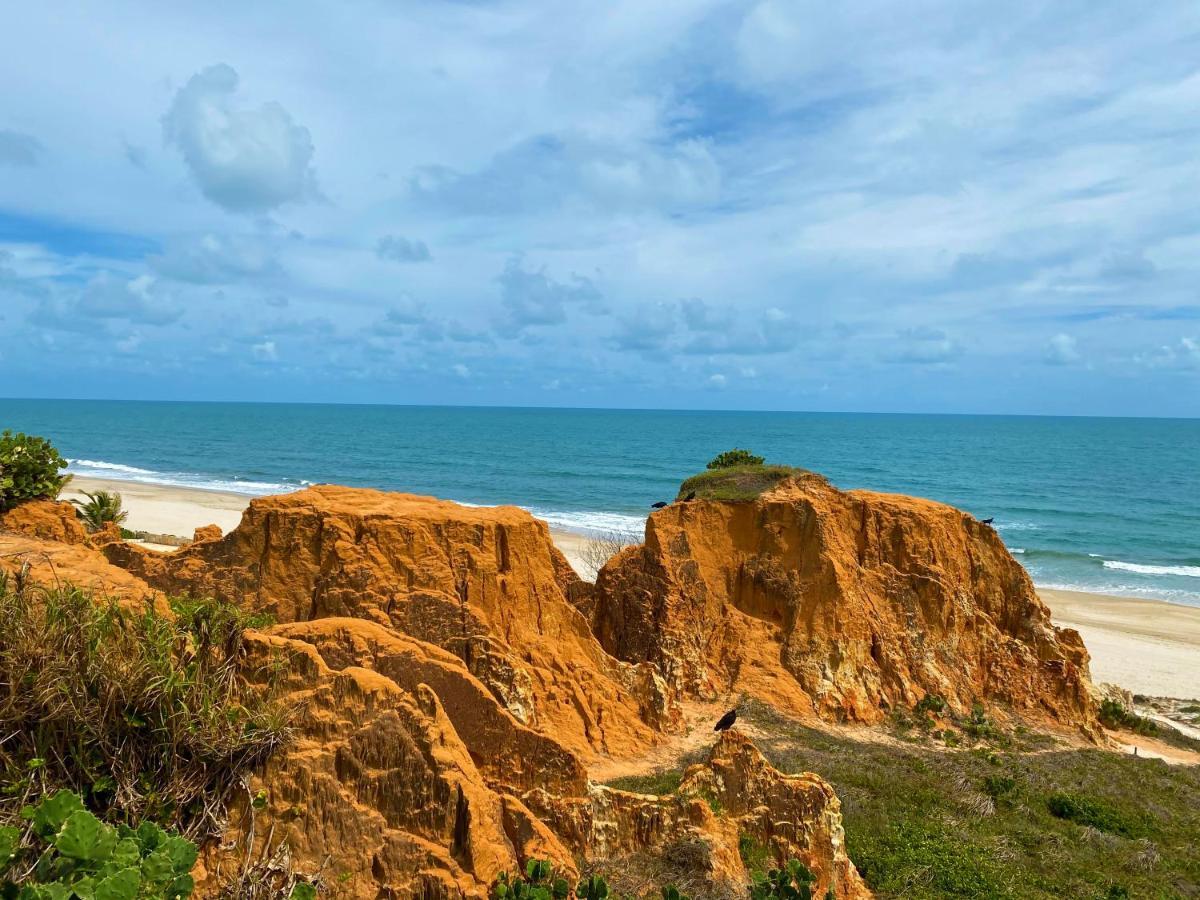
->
[706, 449, 765, 470]
[750, 859, 817, 899]
[0, 789, 196, 899]
[1098, 698, 1158, 736]
[491, 860, 570, 899]
[0, 431, 70, 513]
[1046, 792, 1143, 837]
[578, 530, 640, 581]
[72, 489, 129, 533]
[0, 577, 288, 840]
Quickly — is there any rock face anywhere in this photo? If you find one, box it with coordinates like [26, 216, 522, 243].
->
[6, 487, 869, 898]
[105, 486, 674, 762]
[591, 473, 1095, 730]
[0, 498, 88, 545]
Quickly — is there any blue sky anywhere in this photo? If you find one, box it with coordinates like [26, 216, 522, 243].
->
[1, 1, 1199, 416]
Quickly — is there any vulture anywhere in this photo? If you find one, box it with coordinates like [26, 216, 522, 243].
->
[713, 708, 738, 732]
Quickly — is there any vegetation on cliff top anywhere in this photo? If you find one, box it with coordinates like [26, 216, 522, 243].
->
[0, 576, 289, 841]
[0, 430, 70, 513]
[676, 449, 808, 502]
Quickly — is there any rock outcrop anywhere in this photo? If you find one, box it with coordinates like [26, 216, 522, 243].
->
[7, 487, 869, 898]
[590, 473, 1095, 731]
[104, 486, 675, 762]
[0, 498, 88, 545]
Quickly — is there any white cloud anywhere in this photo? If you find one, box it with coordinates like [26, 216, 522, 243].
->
[1044, 333, 1081, 365]
[150, 233, 280, 284]
[163, 64, 317, 213]
[76, 273, 181, 325]
[251, 340, 278, 362]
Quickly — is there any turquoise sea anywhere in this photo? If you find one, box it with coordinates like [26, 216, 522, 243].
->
[2, 399, 1197, 605]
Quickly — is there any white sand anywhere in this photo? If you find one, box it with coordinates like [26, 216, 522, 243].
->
[1039, 588, 1200, 698]
[60, 476, 1200, 699]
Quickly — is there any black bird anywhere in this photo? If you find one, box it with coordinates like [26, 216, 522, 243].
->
[713, 708, 738, 732]
[651, 501, 668, 509]
[683, 491, 697, 502]
[981, 517, 994, 525]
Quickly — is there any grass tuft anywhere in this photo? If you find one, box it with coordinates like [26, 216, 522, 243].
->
[677, 465, 810, 502]
[0, 573, 290, 840]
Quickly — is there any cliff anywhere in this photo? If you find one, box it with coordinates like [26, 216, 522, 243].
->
[82, 485, 866, 898]
[590, 472, 1095, 730]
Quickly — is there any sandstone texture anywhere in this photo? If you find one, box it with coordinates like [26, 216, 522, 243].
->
[590, 473, 1095, 731]
[5, 471, 1100, 897]
[89, 485, 865, 897]
[0, 498, 89, 545]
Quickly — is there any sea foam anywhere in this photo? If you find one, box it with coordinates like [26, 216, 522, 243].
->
[1102, 560, 1200, 578]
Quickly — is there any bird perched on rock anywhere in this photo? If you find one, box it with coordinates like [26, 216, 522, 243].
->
[683, 491, 697, 502]
[650, 501, 668, 509]
[713, 708, 738, 732]
[981, 517, 994, 525]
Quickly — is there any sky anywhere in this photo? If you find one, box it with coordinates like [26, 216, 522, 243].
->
[1, 1, 1199, 416]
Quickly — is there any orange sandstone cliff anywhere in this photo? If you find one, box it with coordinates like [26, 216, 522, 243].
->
[589, 472, 1095, 730]
[1, 471, 1099, 897]
[79, 486, 866, 898]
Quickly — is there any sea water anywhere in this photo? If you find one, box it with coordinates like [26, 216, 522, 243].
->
[2, 399, 1197, 605]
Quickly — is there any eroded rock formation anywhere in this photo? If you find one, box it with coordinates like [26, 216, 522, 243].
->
[590, 473, 1096, 730]
[4, 486, 869, 898]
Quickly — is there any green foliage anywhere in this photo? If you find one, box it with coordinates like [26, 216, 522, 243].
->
[1046, 793, 1144, 838]
[490, 860, 569, 900]
[750, 860, 816, 900]
[913, 694, 946, 716]
[738, 833, 769, 874]
[1097, 699, 1158, 736]
[576, 874, 610, 900]
[71, 491, 129, 533]
[706, 449, 765, 470]
[0, 790, 196, 898]
[0, 431, 70, 513]
[737, 697, 1200, 899]
[0, 578, 288, 839]
[660, 886, 690, 900]
[603, 770, 682, 796]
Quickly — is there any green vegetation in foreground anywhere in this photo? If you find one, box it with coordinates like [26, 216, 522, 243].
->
[494, 858, 829, 900]
[0, 789, 198, 898]
[605, 701, 1200, 898]
[0, 576, 288, 841]
[0, 430, 70, 512]
[741, 701, 1200, 899]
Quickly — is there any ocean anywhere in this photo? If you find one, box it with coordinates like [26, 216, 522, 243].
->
[2, 399, 1197, 605]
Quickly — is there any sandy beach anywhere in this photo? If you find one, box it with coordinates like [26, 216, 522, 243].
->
[62, 475, 1200, 699]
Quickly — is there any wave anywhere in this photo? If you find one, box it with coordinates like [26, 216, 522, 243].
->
[993, 520, 1042, 532]
[67, 458, 301, 497]
[1102, 559, 1200, 578]
[526, 507, 646, 537]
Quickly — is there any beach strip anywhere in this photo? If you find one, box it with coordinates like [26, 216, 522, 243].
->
[59, 476, 1200, 699]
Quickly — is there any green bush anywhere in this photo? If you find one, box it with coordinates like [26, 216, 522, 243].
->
[0, 577, 287, 840]
[750, 859, 818, 900]
[0, 431, 70, 513]
[491, 860, 570, 900]
[72, 490, 129, 533]
[1097, 699, 1158, 736]
[1046, 792, 1143, 837]
[706, 449, 765, 470]
[0, 789, 196, 898]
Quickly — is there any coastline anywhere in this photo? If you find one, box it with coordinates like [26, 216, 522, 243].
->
[62, 475, 1199, 698]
